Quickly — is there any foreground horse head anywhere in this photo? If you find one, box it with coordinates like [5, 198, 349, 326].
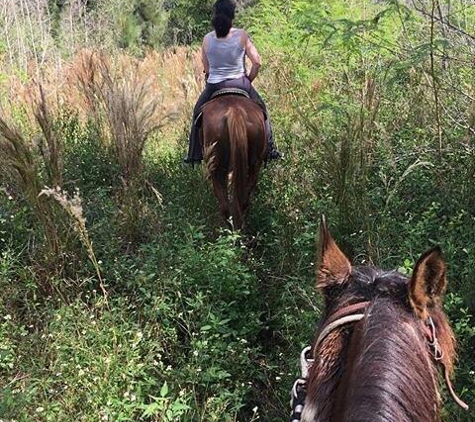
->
[201, 95, 266, 230]
[301, 217, 468, 422]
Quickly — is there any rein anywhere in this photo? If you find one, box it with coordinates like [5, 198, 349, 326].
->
[314, 301, 370, 350]
[290, 301, 468, 421]
[424, 317, 469, 411]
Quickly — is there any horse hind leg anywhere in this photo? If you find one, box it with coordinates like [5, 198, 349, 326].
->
[211, 168, 231, 225]
[244, 162, 262, 211]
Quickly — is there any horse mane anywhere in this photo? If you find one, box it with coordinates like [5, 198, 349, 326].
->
[303, 269, 457, 422]
[336, 299, 439, 422]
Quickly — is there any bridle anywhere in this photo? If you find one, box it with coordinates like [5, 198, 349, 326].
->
[423, 315, 469, 410]
[289, 301, 469, 422]
[314, 301, 369, 351]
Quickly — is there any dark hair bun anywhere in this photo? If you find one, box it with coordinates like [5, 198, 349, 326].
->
[212, 14, 232, 38]
[214, 0, 236, 20]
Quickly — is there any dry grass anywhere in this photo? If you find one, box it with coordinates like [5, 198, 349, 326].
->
[0, 47, 204, 182]
[40, 187, 108, 302]
[68, 48, 202, 150]
[0, 47, 202, 144]
[0, 46, 203, 241]
[71, 50, 189, 239]
[32, 84, 63, 187]
[74, 50, 162, 182]
[0, 102, 60, 255]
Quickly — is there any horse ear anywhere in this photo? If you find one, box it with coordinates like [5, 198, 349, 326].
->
[409, 247, 447, 320]
[317, 215, 351, 290]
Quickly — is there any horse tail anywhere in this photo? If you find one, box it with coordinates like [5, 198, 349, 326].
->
[226, 107, 248, 229]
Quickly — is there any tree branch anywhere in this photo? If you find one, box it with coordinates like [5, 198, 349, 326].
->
[411, 0, 475, 43]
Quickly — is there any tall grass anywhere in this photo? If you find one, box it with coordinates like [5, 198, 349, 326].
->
[73, 50, 172, 239]
[40, 187, 108, 302]
[75, 51, 163, 182]
[0, 84, 63, 257]
[1, 46, 201, 243]
[33, 84, 63, 187]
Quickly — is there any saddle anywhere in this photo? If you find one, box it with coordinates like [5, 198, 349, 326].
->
[194, 88, 254, 126]
[210, 88, 250, 100]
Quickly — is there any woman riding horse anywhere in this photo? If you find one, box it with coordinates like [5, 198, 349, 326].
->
[184, 0, 281, 165]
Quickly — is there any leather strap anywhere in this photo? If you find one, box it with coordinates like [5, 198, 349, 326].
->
[313, 302, 370, 356]
[424, 317, 469, 410]
[321, 301, 371, 329]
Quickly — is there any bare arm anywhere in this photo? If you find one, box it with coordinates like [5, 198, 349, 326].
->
[243, 31, 261, 82]
[201, 36, 210, 81]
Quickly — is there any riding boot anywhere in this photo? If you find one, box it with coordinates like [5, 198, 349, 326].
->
[185, 82, 218, 165]
[265, 118, 282, 161]
[184, 123, 203, 165]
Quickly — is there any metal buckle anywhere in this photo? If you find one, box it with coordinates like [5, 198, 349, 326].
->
[300, 346, 314, 379]
[292, 378, 306, 399]
[290, 378, 307, 421]
[289, 346, 314, 419]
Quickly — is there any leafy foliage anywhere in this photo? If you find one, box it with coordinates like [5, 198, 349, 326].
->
[164, 0, 215, 45]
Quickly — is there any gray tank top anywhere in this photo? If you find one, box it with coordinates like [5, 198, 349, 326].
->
[206, 29, 246, 84]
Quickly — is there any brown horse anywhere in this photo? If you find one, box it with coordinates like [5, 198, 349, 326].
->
[298, 218, 468, 422]
[201, 95, 266, 230]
